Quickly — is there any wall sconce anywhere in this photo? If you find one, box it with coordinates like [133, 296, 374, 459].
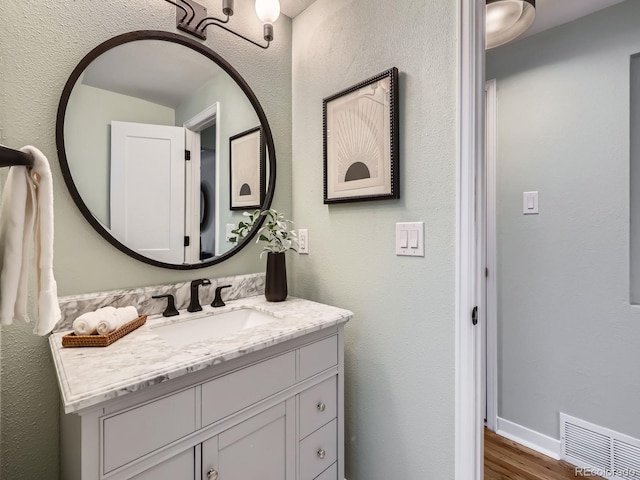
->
[165, 0, 280, 49]
[486, 0, 536, 49]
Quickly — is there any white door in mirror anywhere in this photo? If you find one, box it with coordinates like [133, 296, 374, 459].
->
[110, 121, 186, 264]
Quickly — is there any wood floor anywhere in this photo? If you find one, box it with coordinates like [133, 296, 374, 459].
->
[484, 428, 604, 480]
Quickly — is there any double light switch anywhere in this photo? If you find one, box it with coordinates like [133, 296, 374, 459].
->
[396, 222, 424, 257]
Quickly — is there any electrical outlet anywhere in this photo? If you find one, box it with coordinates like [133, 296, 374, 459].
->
[226, 224, 235, 243]
[298, 229, 309, 254]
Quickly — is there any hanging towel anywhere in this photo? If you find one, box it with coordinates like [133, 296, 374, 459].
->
[0, 146, 61, 335]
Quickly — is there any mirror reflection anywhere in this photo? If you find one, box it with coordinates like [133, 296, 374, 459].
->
[62, 37, 269, 266]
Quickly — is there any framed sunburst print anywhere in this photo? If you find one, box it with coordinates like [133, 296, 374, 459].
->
[229, 126, 265, 210]
[323, 67, 399, 204]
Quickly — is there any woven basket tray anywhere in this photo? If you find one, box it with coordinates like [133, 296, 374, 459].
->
[62, 314, 147, 348]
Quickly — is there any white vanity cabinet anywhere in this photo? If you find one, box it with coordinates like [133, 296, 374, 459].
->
[60, 326, 345, 480]
[201, 401, 292, 480]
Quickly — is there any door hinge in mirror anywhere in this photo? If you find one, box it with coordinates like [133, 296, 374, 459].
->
[185, 150, 191, 161]
[471, 306, 478, 326]
[184, 236, 190, 247]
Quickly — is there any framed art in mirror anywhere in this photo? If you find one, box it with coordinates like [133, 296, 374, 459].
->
[323, 67, 399, 204]
[229, 126, 265, 210]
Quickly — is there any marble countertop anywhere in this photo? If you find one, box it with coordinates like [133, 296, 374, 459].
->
[49, 296, 352, 414]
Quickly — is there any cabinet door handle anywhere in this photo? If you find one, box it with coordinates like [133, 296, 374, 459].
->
[317, 448, 326, 459]
[316, 402, 326, 412]
[207, 468, 218, 479]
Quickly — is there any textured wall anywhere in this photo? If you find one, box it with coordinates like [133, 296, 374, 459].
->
[487, 0, 640, 440]
[291, 0, 457, 478]
[0, 1, 291, 478]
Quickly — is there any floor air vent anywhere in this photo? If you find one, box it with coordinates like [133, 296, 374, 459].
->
[561, 413, 640, 479]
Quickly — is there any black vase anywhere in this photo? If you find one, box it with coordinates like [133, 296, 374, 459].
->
[265, 252, 288, 302]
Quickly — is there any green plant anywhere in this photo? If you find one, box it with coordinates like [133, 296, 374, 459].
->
[230, 209, 298, 256]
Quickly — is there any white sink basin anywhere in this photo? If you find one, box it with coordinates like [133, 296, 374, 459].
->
[151, 308, 277, 347]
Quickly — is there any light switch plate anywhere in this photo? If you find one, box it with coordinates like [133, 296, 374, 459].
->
[396, 222, 424, 257]
[523, 191, 539, 215]
[298, 229, 309, 254]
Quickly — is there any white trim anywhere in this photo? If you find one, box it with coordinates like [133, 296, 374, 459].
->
[182, 102, 220, 261]
[183, 103, 218, 131]
[455, 1, 485, 479]
[214, 102, 222, 256]
[184, 128, 201, 263]
[496, 417, 562, 460]
[484, 78, 498, 432]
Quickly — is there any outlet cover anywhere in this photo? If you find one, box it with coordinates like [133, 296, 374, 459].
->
[226, 224, 235, 243]
[298, 229, 309, 254]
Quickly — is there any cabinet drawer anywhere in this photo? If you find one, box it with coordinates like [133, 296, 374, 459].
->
[299, 376, 337, 439]
[299, 418, 337, 480]
[102, 388, 196, 473]
[131, 447, 195, 479]
[298, 336, 338, 381]
[201, 351, 296, 427]
[315, 462, 337, 480]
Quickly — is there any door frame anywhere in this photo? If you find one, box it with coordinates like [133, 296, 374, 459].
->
[183, 103, 220, 262]
[484, 78, 498, 432]
[455, 0, 485, 479]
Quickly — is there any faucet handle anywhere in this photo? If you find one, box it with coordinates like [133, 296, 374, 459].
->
[211, 285, 232, 308]
[152, 294, 179, 317]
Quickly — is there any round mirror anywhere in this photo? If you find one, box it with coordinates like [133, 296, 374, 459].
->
[56, 31, 275, 269]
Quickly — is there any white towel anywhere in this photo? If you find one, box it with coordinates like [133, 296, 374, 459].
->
[0, 146, 61, 335]
[72, 311, 102, 336]
[96, 306, 138, 335]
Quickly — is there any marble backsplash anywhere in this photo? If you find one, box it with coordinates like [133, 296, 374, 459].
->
[54, 273, 265, 332]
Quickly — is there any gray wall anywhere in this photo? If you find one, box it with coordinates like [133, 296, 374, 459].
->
[0, 1, 292, 478]
[487, 0, 640, 440]
[65, 84, 176, 226]
[291, 0, 457, 478]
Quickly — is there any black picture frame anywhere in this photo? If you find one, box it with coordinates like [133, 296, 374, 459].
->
[229, 126, 266, 210]
[323, 67, 399, 204]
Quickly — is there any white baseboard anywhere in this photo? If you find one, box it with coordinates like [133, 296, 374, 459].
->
[495, 417, 561, 460]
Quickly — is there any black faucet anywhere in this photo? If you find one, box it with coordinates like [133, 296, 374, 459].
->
[211, 285, 232, 308]
[188, 279, 211, 312]
[152, 294, 179, 317]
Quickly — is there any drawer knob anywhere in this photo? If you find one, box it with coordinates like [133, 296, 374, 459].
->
[317, 402, 326, 412]
[317, 448, 326, 459]
[207, 468, 218, 479]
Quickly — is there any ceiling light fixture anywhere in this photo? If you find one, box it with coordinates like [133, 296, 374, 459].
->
[486, 0, 536, 50]
[165, 0, 280, 49]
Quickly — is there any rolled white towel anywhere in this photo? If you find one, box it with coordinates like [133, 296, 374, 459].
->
[96, 306, 138, 335]
[94, 306, 119, 335]
[117, 306, 138, 326]
[72, 312, 101, 336]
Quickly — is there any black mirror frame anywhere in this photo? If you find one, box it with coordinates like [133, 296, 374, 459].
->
[56, 30, 276, 270]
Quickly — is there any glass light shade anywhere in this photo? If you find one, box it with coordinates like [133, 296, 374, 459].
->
[255, 0, 280, 24]
[486, 0, 536, 49]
